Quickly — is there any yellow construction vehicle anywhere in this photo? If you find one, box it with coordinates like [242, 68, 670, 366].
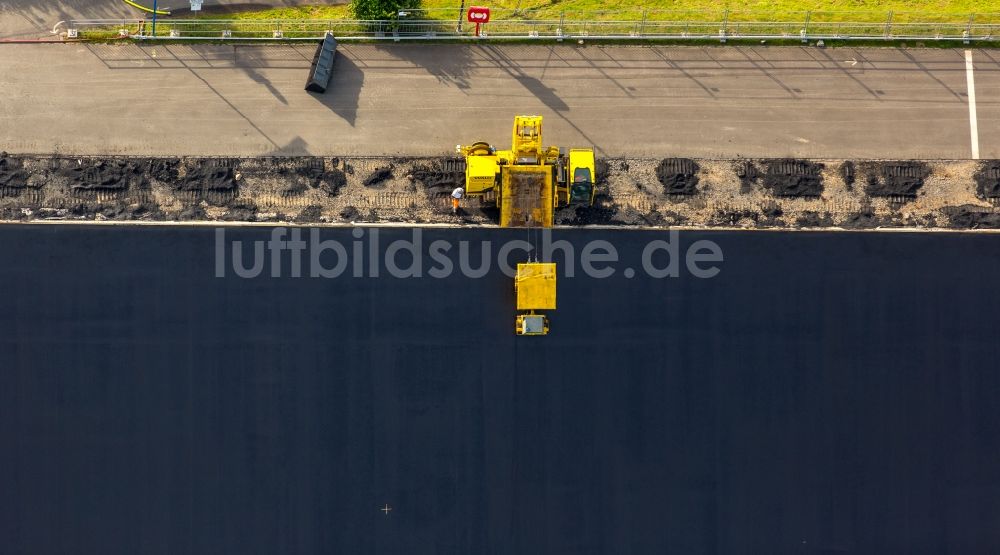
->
[514, 262, 556, 336]
[457, 115, 596, 228]
[458, 116, 587, 335]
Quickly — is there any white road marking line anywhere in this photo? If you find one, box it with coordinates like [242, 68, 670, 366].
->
[965, 50, 980, 160]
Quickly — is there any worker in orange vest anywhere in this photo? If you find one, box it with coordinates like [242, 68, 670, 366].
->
[451, 187, 464, 214]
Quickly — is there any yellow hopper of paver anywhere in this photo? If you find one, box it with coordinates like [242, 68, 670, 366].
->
[514, 262, 556, 336]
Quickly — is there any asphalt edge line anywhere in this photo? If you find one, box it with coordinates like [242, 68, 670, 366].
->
[966, 50, 980, 160]
[5, 220, 1000, 234]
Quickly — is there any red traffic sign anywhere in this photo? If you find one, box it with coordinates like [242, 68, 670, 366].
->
[467, 6, 490, 23]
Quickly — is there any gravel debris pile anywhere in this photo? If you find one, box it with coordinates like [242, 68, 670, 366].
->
[0, 155, 997, 229]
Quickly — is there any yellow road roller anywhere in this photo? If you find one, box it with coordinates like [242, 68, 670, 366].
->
[514, 262, 556, 336]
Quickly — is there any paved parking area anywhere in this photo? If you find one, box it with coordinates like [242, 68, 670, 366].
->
[0, 43, 993, 158]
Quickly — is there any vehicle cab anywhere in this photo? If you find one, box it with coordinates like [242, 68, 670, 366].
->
[568, 149, 596, 204]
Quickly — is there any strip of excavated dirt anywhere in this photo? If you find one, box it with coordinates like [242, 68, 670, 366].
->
[2, 153, 1000, 230]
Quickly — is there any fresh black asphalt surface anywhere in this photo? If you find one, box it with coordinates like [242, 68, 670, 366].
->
[2, 225, 999, 553]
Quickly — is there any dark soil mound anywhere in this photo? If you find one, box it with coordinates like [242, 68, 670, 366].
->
[477, 204, 501, 225]
[736, 161, 759, 193]
[974, 161, 1000, 198]
[865, 162, 928, 198]
[297, 158, 325, 181]
[65, 201, 164, 221]
[410, 159, 465, 196]
[0, 207, 28, 220]
[176, 166, 238, 192]
[762, 159, 824, 197]
[200, 158, 240, 169]
[177, 205, 207, 221]
[795, 211, 835, 227]
[294, 158, 344, 195]
[282, 160, 348, 196]
[760, 201, 783, 218]
[281, 180, 309, 196]
[840, 161, 856, 190]
[322, 168, 347, 195]
[222, 201, 258, 222]
[560, 195, 618, 225]
[0, 154, 29, 190]
[942, 205, 1000, 228]
[595, 159, 610, 186]
[125, 202, 165, 220]
[661, 210, 688, 226]
[841, 203, 881, 228]
[564, 205, 617, 225]
[656, 158, 699, 195]
[363, 166, 393, 187]
[68, 203, 117, 218]
[612, 206, 658, 226]
[339, 205, 361, 221]
[713, 209, 759, 226]
[147, 158, 180, 182]
[61, 160, 143, 190]
[295, 205, 324, 223]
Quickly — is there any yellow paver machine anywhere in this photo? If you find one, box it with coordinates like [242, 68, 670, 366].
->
[458, 115, 596, 228]
[458, 116, 595, 335]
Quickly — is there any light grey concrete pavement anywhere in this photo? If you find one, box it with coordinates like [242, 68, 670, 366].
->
[0, 43, 994, 159]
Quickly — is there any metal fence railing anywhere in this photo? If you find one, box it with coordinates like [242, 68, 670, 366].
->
[63, 11, 1000, 42]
